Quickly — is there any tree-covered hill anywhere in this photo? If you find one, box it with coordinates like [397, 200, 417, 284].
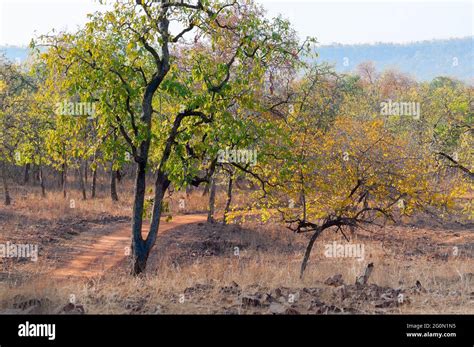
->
[2, 37, 472, 83]
[315, 37, 473, 83]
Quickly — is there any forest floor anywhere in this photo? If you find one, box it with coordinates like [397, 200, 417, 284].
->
[0, 189, 473, 314]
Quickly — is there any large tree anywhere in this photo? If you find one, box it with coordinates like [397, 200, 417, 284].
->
[37, 0, 306, 274]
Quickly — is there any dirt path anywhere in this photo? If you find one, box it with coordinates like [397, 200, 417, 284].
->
[51, 214, 207, 279]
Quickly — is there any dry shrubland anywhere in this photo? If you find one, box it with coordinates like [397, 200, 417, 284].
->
[0, 186, 472, 315]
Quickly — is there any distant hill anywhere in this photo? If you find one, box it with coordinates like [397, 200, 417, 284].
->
[315, 37, 473, 82]
[2, 37, 473, 82]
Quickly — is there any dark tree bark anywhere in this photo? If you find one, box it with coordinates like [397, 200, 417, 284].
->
[207, 174, 217, 223]
[78, 164, 87, 200]
[128, 2, 172, 275]
[300, 227, 323, 278]
[116, 169, 122, 183]
[223, 173, 233, 225]
[110, 162, 119, 202]
[130, 161, 149, 274]
[1, 162, 11, 206]
[62, 164, 67, 199]
[355, 263, 374, 286]
[126, 1, 241, 274]
[59, 164, 64, 188]
[84, 159, 88, 185]
[23, 163, 30, 185]
[133, 171, 170, 274]
[91, 168, 97, 199]
[437, 152, 474, 180]
[39, 165, 46, 198]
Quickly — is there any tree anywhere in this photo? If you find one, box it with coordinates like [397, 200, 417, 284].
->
[0, 56, 37, 205]
[38, 0, 305, 274]
[242, 66, 465, 277]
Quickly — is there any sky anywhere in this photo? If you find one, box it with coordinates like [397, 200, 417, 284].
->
[0, 0, 472, 46]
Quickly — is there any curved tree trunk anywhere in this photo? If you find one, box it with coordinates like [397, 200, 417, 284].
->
[135, 171, 170, 274]
[300, 226, 323, 278]
[129, 6, 171, 275]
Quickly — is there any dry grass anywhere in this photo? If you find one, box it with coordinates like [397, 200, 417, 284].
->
[0, 185, 472, 314]
[1, 246, 472, 314]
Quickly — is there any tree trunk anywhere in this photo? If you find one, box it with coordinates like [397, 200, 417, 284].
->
[23, 163, 30, 185]
[129, 11, 171, 274]
[131, 161, 148, 275]
[300, 227, 323, 278]
[91, 168, 97, 199]
[207, 174, 217, 223]
[355, 263, 374, 286]
[116, 170, 122, 182]
[84, 159, 88, 185]
[110, 162, 119, 202]
[223, 173, 233, 225]
[39, 166, 46, 197]
[59, 164, 64, 188]
[78, 164, 87, 200]
[62, 164, 67, 198]
[143, 171, 170, 266]
[33, 165, 40, 183]
[1, 162, 11, 206]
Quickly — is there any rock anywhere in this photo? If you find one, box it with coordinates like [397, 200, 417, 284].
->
[22, 304, 43, 314]
[220, 281, 241, 295]
[273, 288, 283, 298]
[374, 299, 397, 309]
[268, 302, 300, 315]
[223, 308, 240, 315]
[184, 283, 213, 295]
[288, 291, 300, 303]
[58, 303, 85, 314]
[311, 302, 342, 314]
[153, 305, 163, 314]
[260, 293, 272, 304]
[284, 307, 300, 315]
[12, 298, 50, 314]
[325, 274, 344, 287]
[334, 285, 347, 300]
[0, 308, 24, 314]
[302, 287, 321, 296]
[269, 302, 287, 314]
[59, 302, 75, 313]
[241, 295, 262, 307]
[13, 298, 42, 310]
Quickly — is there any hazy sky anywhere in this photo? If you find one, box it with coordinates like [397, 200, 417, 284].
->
[0, 0, 472, 46]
